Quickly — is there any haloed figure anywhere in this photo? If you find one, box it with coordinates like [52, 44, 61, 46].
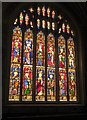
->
[36, 71, 44, 96]
[48, 46, 54, 66]
[37, 44, 44, 66]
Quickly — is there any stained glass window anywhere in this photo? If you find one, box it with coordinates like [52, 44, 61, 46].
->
[9, 5, 78, 103]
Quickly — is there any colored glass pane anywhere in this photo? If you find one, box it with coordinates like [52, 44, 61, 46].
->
[29, 8, 34, 13]
[47, 68, 56, 101]
[47, 8, 50, 17]
[42, 6, 46, 16]
[37, 19, 40, 29]
[58, 35, 67, 101]
[47, 33, 56, 101]
[22, 29, 33, 101]
[9, 26, 22, 101]
[52, 22, 55, 30]
[66, 24, 70, 34]
[67, 38, 77, 101]
[62, 23, 65, 32]
[11, 27, 22, 63]
[36, 31, 45, 101]
[42, 20, 45, 29]
[37, 7, 41, 15]
[36, 66, 45, 101]
[47, 33, 55, 67]
[47, 21, 50, 30]
[30, 21, 33, 28]
[22, 65, 32, 101]
[9, 64, 21, 101]
[52, 10, 55, 19]
[36, 31, 45, 66]
[25, 14, 29, 26]
[20, 12, 23, 25]
[23, 29, 33, 65]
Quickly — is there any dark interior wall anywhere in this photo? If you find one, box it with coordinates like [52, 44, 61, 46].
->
[2, 2, 87, 119]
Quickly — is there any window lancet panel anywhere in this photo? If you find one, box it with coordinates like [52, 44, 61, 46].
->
[36, 31, 45, 101]
[47, 33, 56, 101]
[58, 35, 67, 101]
[67, 38, 77, 101]
[9, 26, 22, 101]
[22, 29, 33, 101]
